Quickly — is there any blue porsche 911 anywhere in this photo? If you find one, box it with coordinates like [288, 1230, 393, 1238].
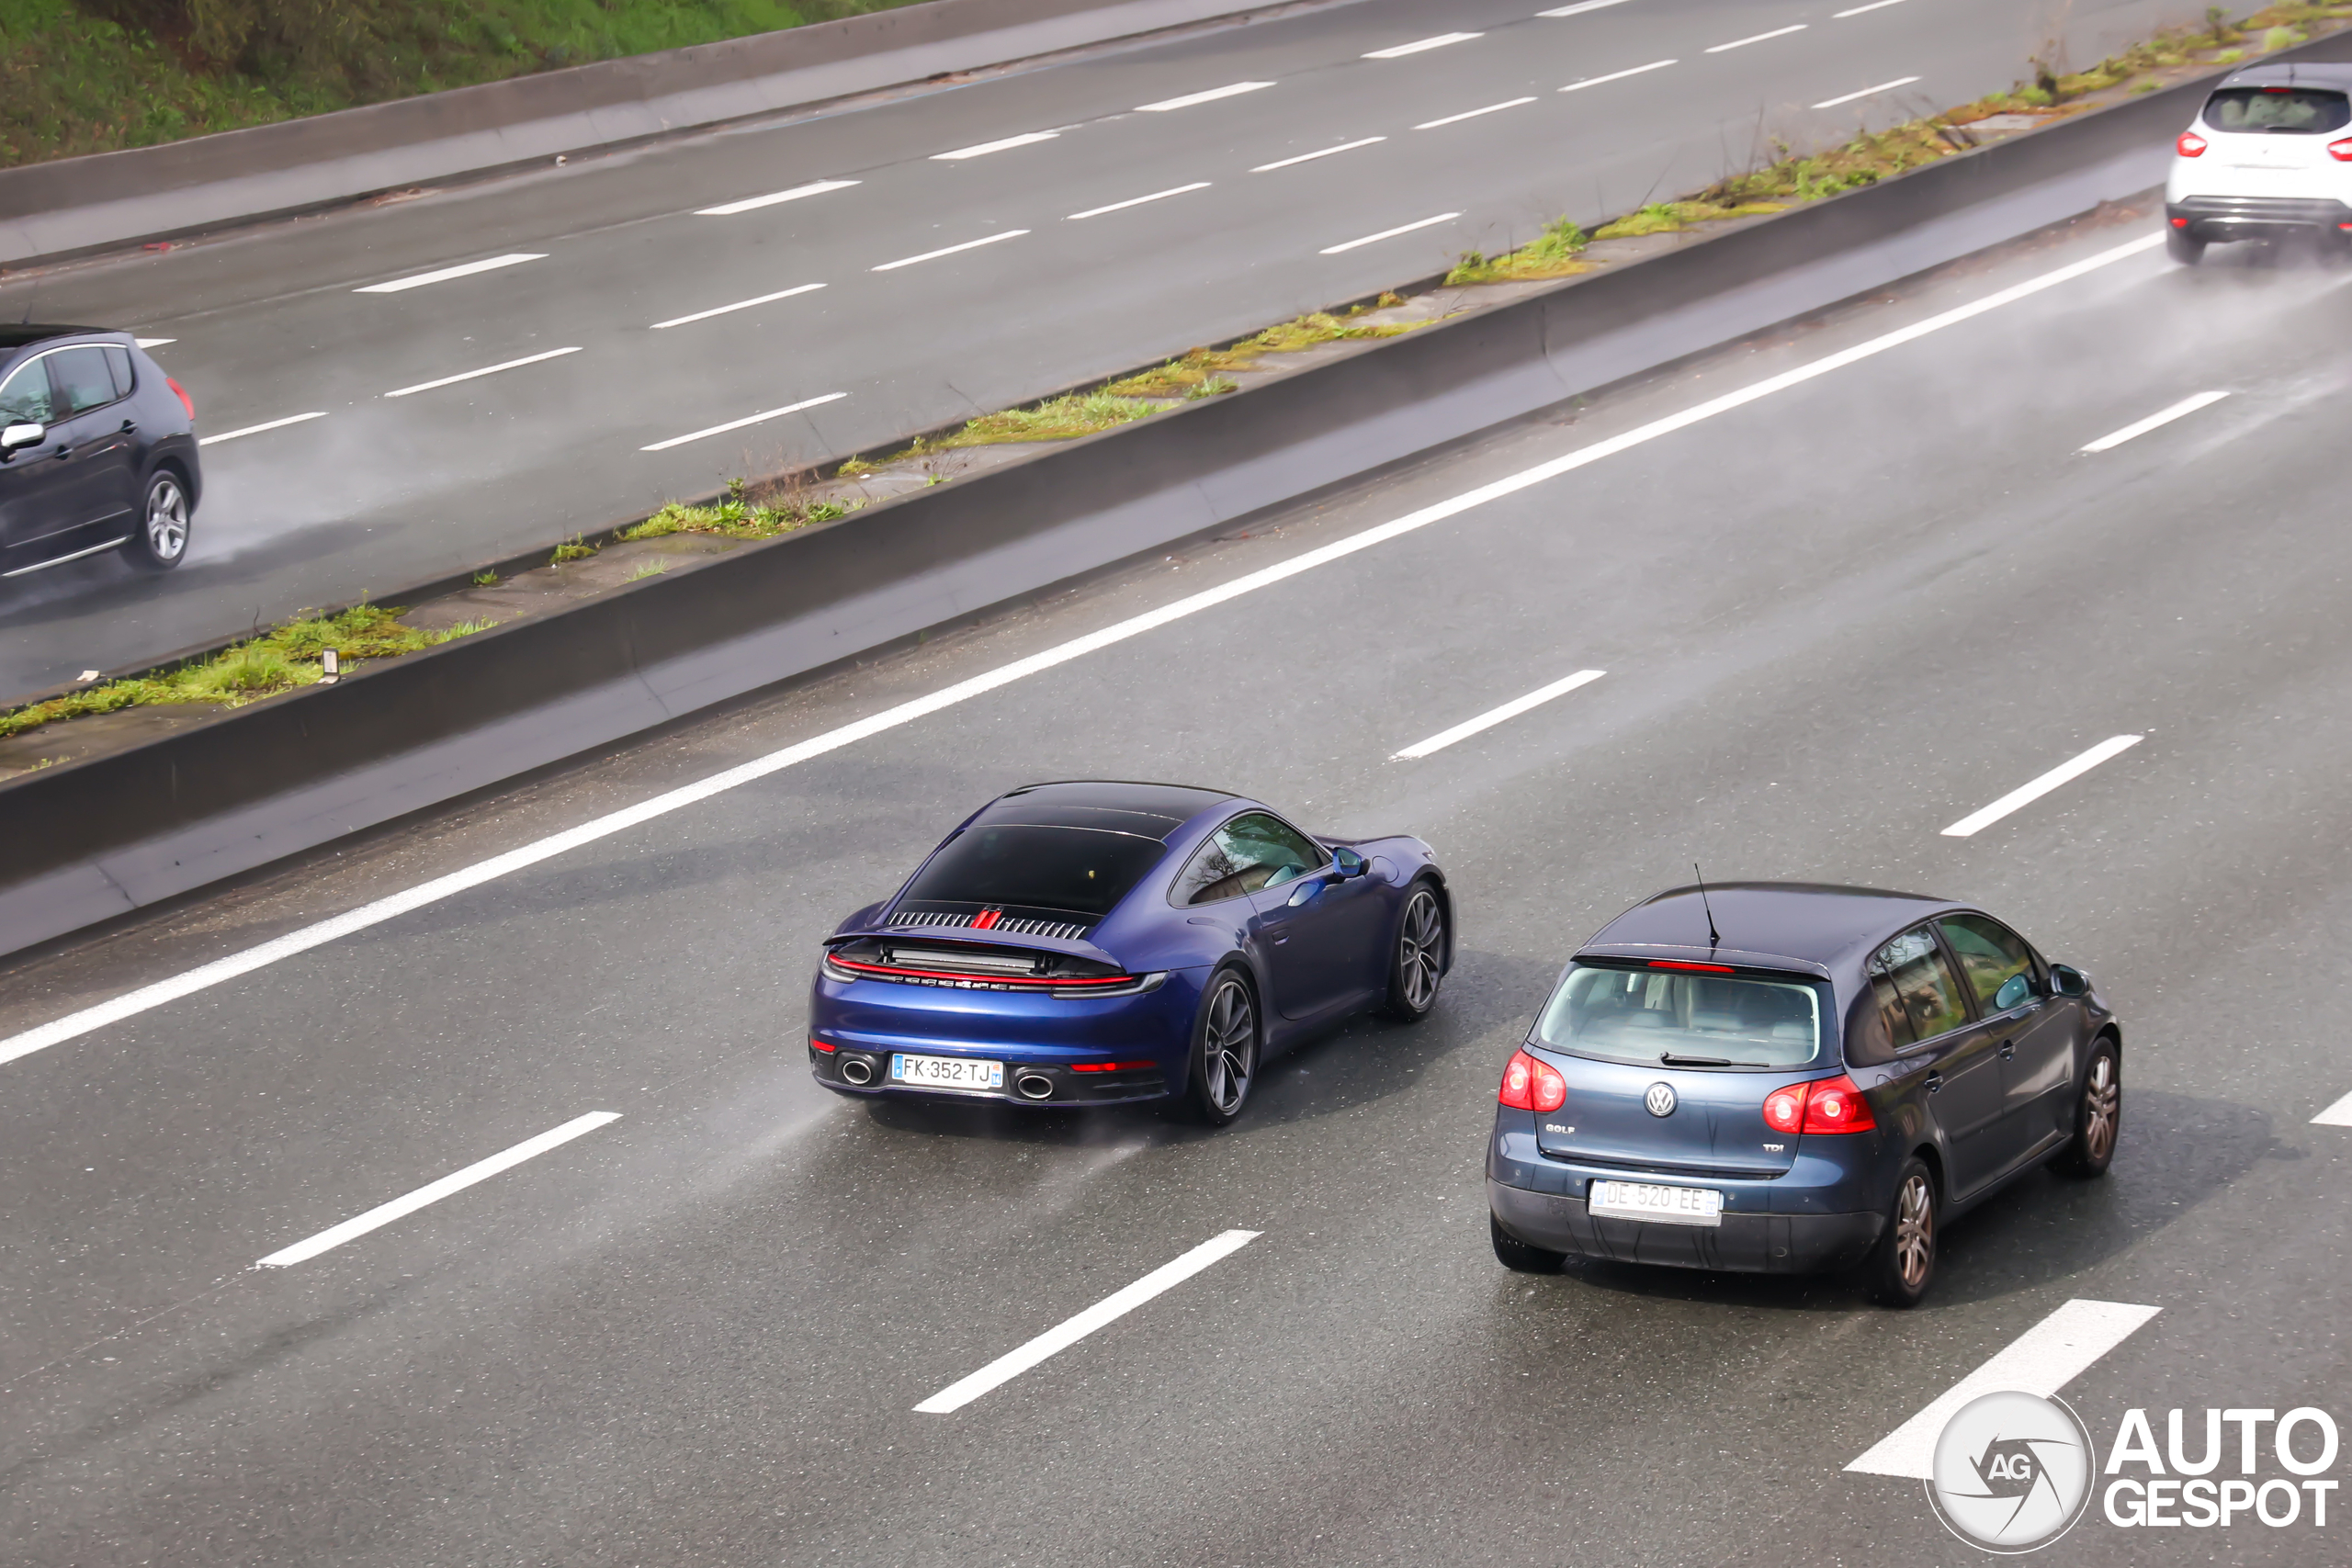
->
[808, 781, 1451, 1123]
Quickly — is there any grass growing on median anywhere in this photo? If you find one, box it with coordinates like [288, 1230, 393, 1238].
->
[1448, 217, 1594, 284]
[0, 604, 490, 739]
[1101, 307, 1421, 399]
[619, 488, 858, 542]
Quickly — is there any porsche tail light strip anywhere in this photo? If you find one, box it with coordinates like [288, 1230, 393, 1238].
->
[825, 954, 1136, 988]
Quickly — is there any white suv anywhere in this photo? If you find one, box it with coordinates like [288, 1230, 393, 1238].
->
[2165, 63, 2352, 264]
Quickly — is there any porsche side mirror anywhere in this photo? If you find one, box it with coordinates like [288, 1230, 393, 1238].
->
[1332, 847, 1368, 879]
[2049, 964, 2089, 998]
[1, 422, 42, 452]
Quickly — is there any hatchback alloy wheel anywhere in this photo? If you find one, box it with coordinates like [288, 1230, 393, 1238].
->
[125, 470, 190, 570]
[2083, 1055, 2119, 1161]
[2058, 1043, 2121, 1177]
[1893, 1172, 1934, 1292]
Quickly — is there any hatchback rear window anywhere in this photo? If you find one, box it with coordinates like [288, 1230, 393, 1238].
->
[900, 825, 1167, 918]
[2204, 86, 2352, 133]
[1535, 964, 1823, 1067]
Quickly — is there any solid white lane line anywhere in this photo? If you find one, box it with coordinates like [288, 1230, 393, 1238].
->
[134, 337, 174, 348]
[639, 392, 847, 452]
[2080, 389, 2229, 452]
[1940, 735, 2143, 838]
[695, 178, 859, 216]
[1394, 671, 1604, 759]
[1540, 0, 1636, 14]
[1847, 1300, 2160, 1477]
[384, 346, 581, 399]
[354, 254, 546, 293]
[1253, 137, 1385, 172]
[1562, 59, 1676, 90]
[1706, 24, 1806, 51]
[1835, 0, 1911, 14]
[1364, 32, 1482, 58]
[1136, 81, 1274, 112]
[650, 283, 826, 330]
[932, 130, 1059, 160]
[1415, 96, 1538, 129]
[2312, 1090, 2352, 1126]
[913, 1230, 1260, 1413]
[1320, 212, 1461, 254]
[872, 231, 1029, 271]
[0, 234, 2162, 1068]
[255, 1111, 619, 1269]
[197, 412, 327, 446]
[1814, 75, 1921, 108]
[1068, 183, 1212, 220]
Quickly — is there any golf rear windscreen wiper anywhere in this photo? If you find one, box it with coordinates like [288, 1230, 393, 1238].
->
[1660, 1053, 1732, 1066]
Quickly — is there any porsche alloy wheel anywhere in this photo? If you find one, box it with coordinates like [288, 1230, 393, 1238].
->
[1382, 884, 1446, 1021]
[1189, 972, 1259, 1126]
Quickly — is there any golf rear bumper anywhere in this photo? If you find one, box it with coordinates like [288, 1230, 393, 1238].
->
[1488, 1179, 1882, 1274]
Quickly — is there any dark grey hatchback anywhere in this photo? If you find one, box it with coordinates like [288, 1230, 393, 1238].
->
[1487, 883, 2120, 1305]
[0, 324, 201, 579]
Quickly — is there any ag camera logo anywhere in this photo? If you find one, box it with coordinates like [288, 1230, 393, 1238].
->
[1927, 1391, 2096, 1553]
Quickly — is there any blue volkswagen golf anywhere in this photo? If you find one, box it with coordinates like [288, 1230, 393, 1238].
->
[808, 781, 1450, 1124]
[1487, 883, 2121, 1305]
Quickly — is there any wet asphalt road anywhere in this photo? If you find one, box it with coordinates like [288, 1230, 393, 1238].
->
[1, 204, 2348, 1564]
[0, 0, 2199, 702]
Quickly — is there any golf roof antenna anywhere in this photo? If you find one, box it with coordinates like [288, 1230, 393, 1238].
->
[1693, 863, 1722, 952]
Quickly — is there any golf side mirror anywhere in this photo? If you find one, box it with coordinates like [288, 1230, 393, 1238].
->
[1, 423, 42, 452]
[2049, 964, 2089, 998]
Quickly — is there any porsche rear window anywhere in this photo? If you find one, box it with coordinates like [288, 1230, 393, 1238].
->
[900, 825, 1167, 918]
[2204, 87, 2352, 133]
[1535, 964, 1823, 1067]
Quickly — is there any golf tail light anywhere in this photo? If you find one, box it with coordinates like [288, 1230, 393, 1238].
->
[1762, 1085, 1806, 1134]
[1799, 1074, 1877, 1134]
[2330, 137, 2352, 163]
[1498, 1049, 1566, 1113]
[166, 376, 195, 419]
[2177, 130, 2208, 157]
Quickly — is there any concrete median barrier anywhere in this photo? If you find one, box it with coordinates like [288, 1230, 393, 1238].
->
[5, 44, 2344, 960]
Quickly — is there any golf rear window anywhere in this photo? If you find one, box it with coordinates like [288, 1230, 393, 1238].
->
[901, 825, 1166, 918]
[1535, 964, 1822, 1067]
[2203, 86, 2352, 133]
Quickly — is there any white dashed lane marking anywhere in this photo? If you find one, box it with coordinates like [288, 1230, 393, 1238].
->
[1848, 1299, 2161, 1477]
[1940, 735, 2143, 838]
[255, 1111, 620, 1269]
[353, 254, 546, 293]
[2081, 390, 2229, 452]
[914, 1231, 1261, 1413]
[1393, 671, 1605, 760]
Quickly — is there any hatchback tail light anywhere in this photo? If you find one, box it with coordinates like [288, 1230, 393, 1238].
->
[2329, 137, 2352, 163]
[1498, 1048, 1566, 1113]
[1761, 1075, 1878, 1135]
[1800, 1074, 1877, 1134]
[165, 376, 194, 420]
[2177, 130, 2208, 157]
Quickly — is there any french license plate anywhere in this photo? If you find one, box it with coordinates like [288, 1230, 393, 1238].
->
[888, 1052, 1006, 1092]
[1589, 1179, 1724, 1228]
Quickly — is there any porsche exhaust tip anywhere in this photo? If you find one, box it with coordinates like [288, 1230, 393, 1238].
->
[1013, 1072, 1056, 1101]
[839, 1056, 876, 1086]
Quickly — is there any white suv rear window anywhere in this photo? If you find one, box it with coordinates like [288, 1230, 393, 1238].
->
[2204, 86, 2351, 134]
